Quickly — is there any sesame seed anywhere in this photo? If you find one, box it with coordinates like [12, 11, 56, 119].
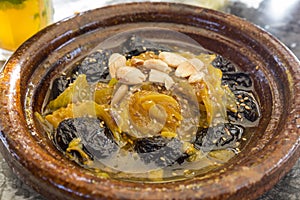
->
[245, 105, 251, 110]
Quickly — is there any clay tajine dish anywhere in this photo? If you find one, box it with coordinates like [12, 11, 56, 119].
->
[0, 2, 299, 200]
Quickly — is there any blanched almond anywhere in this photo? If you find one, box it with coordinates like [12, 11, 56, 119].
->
[143, 59, 172, 73]
[149, 69, 175, 90]
[116, 66, 146, 85]
[158, 52, 187, 68]
[109, 53, 127, 78]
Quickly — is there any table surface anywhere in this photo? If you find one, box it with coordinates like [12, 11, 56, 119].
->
[0, 0, 299, 199]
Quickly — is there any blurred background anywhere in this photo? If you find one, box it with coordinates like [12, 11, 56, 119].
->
[0, 0, 299, 199]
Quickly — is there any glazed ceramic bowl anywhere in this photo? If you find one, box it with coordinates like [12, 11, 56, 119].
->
[0, 2, 299, 200]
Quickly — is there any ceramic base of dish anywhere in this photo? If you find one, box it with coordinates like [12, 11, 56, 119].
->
[0, 2, 299, 200]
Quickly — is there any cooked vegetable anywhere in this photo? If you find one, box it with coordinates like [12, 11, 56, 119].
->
[46, 74, 91, 112]
[129, 90, 182, 134]
[94, 81, 115, 105]
[45, 101, 119, 135]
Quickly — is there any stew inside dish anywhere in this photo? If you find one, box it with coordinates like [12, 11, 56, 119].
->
[36, 35, 261, 182]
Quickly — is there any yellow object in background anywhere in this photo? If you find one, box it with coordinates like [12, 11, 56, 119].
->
[0, 0, 52, 51]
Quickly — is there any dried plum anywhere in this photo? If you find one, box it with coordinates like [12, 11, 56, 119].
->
[134, 136, 185, 167]
[194, 123, 244, 152]
[228, 90, 260, 123]
[75, 49, 112, 83]
[134, 136, 168, 153]
[54, 117, 118, 160]
[222, 72, 252, 90]
[48, 75, 75, 101]
[212, 55, 237, 72]
[81, 121, 118, 160]
[54, 118, 79, 151]
[122, 35, 171, 59]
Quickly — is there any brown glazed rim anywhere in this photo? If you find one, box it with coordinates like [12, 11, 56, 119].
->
[0, 2, 299, 200]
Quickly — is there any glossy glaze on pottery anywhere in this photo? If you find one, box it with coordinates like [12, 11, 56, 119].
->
[0, 2, 299, 200]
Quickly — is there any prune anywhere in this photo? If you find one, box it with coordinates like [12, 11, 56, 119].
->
[122, 35, 171, 59]
[134, 136, 185, 167]
[212, 55, 237, 72]
[48, 75, 75, 101]
[54, 118, 79, 151]
[228, 91, 260, 123]
[81, 121, 118, 160]
[194, 123, 244, 152]
[222, 72, 252, 90]
[54, 117, 118, 160]
[75, 50, 112, 83]
[134, 136, 169, 153]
